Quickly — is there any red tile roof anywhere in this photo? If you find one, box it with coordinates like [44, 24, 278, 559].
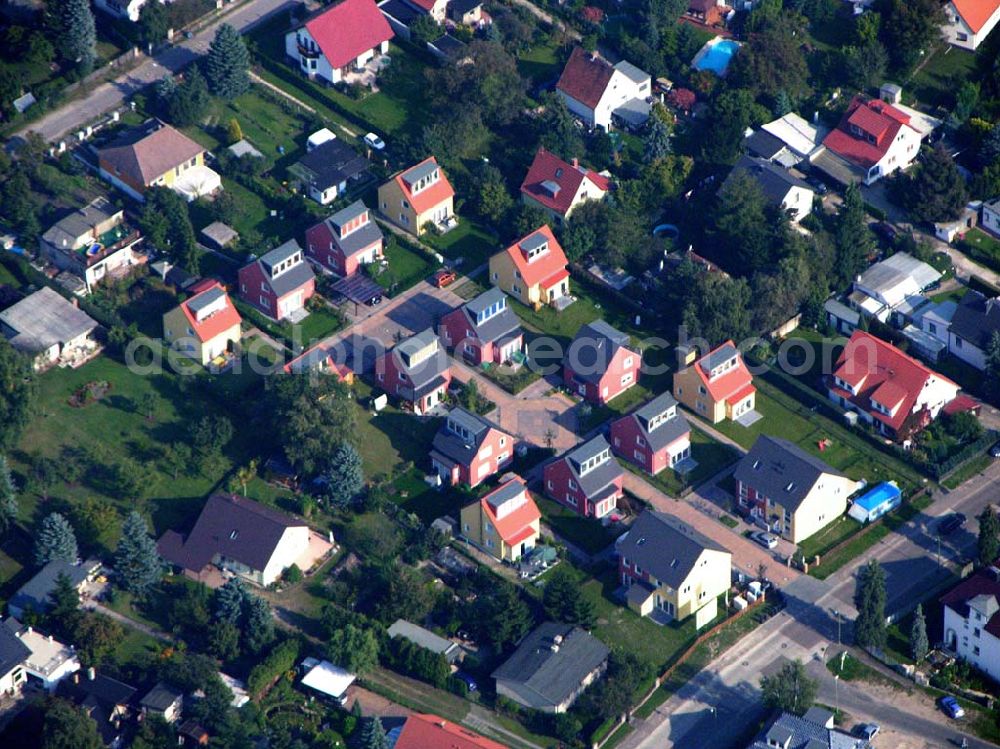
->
[691, 341, 754, 404]
[179, 281, 242, 344]
[303, 0, 394, 70]
[831, 331, 958, 433]
[392, 157, 455, 215]
[520, 147, 608, 217]
[952, 0, 1000, 33]
[943, 394, 980, 416]
[481, 479, 541, 546]
[395, 714, 509, 749]
[940, 567, 1000, 639]
[557, 47, 615, 110]
[822, 96, 913, 169]
[499, 225, 569, 289]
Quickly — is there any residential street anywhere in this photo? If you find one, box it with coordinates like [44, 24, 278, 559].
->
[20, 0, 298, 143]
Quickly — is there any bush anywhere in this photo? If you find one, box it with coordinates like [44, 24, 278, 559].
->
[283, 564, 303, 584]
[247, 638, 300, 700]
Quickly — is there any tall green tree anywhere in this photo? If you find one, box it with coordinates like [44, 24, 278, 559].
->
[243, 594, 275, 654]
[53, 0, 96, 73]
[165, 67, 210, 127]
[876, 0, 947, 72]
[643, 114, 673, 163]
[140, 187, 200, 273]
[978, 506, 1000, 568]
[900, 145, 968, 224]
[205, 24, 251, 99]
[327, 624, 380, 675]
[41, 698, 103, 749]
[268, 374, 356, 476]
[214, 578, 249, 625]
[138, 0, 170, 46]
[0, 340, 35, 448]
[833, 183, 875, 289]
[713, 170, 784, 276]
[0, 454, 17, 536]
[114, 511, 163, 597]
[322, 443, 365, 507]
[34, 512, 78, 567]
[854, 559, 888, 652]
[981, 124, 1000, 167]
[910, 603, 929, 662]
[984, 331, 1000, 403]
[47, 572, 83, 638]
[543, 566, 596, 627]
[760, 659, 817, 715]
[468, 578, 533, 650]
[682, 273, 753, 347]
[360, 717, 388, 749]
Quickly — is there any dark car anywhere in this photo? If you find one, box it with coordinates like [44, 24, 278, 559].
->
[870, 221, 898, 244]
[807, 176, 829, 195]
[939, 513, 966, 535]
[453, 671, 478, 692]
[990, 441, 1000, 459]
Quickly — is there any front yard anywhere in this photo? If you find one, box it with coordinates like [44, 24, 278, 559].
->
[638, 426, 742, 496]
[536, 497, 623, 555]
[374, 235, 439, 295]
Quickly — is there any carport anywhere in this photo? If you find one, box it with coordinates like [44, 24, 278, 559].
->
[331, 275, 384, 315]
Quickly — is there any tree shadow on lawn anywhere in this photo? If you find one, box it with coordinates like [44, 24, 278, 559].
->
[370, 411, 442, 466]
[147, 494, 216, 540]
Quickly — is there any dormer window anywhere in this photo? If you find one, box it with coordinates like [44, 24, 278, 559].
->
[409, 168, 440, 195]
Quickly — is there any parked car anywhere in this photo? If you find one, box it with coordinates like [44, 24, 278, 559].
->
[857, 723, 880, 740]
[870, 221, 898, 245]
[940, 695, 965, 719]
[431, 269, 457, 288]
[939, 513, 966, 535]
[453, 671, 478, 692]
[990, 441, 1000, 459]
[364, 132, 386, 151]
[752, 531, 778, 550]
[807, 176, 828, 195]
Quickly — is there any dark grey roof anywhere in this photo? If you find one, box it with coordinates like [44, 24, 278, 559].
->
[261, 239, 302, 267]
[564, 435, 623, 499]
[485, 479, 526, 511]
[60, 671, 138, 710]
[616, 510, 726, 589]
[379, 0, 421, 24]
[520, 230, 549, 254]
[42, 197, 119, 249]
[629, 393, 690, 452]
[950, 289, 1000, 351]
[745, 129, 787, 160]
[726, 155, 813, 208]
[329, 199, 369, 228]
[140, 682, 183, 712]
[387, 620, 462, 662]
[429, 34, 466, 57]
[0, 287, 98, 354]
[330, 219, 383, 258]
[393, 328, 449, 395]
[432, 407, 505, 467]
[187, 286, 225, 316]
[733, 436, 845, 513]
[0, 620, 31, 679]
[448, 0, 482, 14]
[257, 240, 315, 298]
[8, 560, 95, 617]
[491, 623, 609, 710]
[295, 139, 370, 191]
[402, 160, 439, 186]
[461, 289, 522, 345]
[749, 711, 857, 749]
[698, 342, 738, 375]
[567, 319, 634, 384]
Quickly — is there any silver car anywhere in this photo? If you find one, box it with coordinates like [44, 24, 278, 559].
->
[752, 531, 778, 550]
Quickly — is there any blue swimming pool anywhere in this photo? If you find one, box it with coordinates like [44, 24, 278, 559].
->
[693, 39, 740, 75]
[854, 481, 901, 512]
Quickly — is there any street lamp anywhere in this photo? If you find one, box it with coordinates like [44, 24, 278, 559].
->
[832, 609, 842, 645]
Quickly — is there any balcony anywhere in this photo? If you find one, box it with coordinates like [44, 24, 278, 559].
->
[298, 42, 321, 59]
[74, 226, 142, 267]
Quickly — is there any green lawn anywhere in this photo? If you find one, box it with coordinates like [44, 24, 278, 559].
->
[375, 236, 439, 294]
[536, 497, 622, 555]
[797, 515, 864, 560]
[424, 220, 498, 271]
[517, 40, 563, 86]
[958, 227, 1000, 275]
[294, 306, 346, 347]
[639, 426, 741, 496]
[352, 382, 442, 481]
[907, 44, 979, 110]
[943, 453, 993, 489]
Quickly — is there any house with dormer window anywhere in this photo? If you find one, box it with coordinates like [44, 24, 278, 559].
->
[438, 288, 524, 366]
[376, 328, 452, 414]
[616, 510, 730, 626]
[431, 406, 514, 487]
[941, 566, 1000, 682]
[826, 330, 959, 441]
[544, 435, 624, 519]
[563, 320, 641, 404]
[377, 157, 456, 236]
[238, 239, 316, 322]
[733, 436, 860, 544]
[305, 200, 384, 278]
[489, 225, 571, 310]
[520, 148, 609, 224]
[460, 475, 541, 562]
[162, 280, 242, 367]
[672, 341, 756, 424]
[610, 393, 691, 476]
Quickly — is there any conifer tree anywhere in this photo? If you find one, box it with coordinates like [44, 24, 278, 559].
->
[205, 24, 251, 99]
[35, 512, 79, 567]
[114, 511, 163, 597]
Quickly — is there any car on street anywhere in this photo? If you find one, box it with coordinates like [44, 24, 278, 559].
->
[751, 531, 778, 550]
[940, 695, 965, 719]
[856, 723, 880, 741]
[939, 513, 966, 535]
[990, 441, 1000, 459]
[364, 132, 386, 151]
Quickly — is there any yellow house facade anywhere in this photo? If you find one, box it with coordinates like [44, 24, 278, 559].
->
[377, 157, 456, 236]
[672, 341, 756, 424]
[162, 281, 242, 366]
[459, 477, 541, 563]
[488, 225, 571, 310]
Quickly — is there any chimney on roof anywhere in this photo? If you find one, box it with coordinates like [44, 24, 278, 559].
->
[571, 157, 579, 169]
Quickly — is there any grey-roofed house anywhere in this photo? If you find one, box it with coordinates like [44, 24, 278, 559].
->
[140, 681, 184, 723]
[748, 709, 861, 749]
[378, 327, 453, 415]
[237, 239, 316, 322]
[7, 559, 101, 621]
[438, 287, 524, 367]
[564, 319, 641, 405]
[431, 406, 514, 487]
[59, 669, 138, 748]
[289, 138, 371, 206]
[947, 289, 1000, 371]
[849, 252, 942, 323]
[610, 392, 692, 476]
[744, 128, 798, 168]
[305, 199, 385, 278]
[544, 435, 625, 519]
[200, 221, 239, 250]
[387, 620, 463, 663]
[734, 436, 861, 544]
[427, 33, 467, 61]
[0, 286, 101, 371]
[0, 617, 31, 695]
[492, 623, 609, 713]
[723, 155, 815, 223]
[616, 509, 731, 626]
[378, 0, 422, 38]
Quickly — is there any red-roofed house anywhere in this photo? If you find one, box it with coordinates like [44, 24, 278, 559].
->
[943, 0, 1000, 50]
[672, 341, 756, 424]
[305, 200, 384, 277]
[488, 224, 571, 309]
[377, 157, 456, 236]
[520, 148, 609, 224]
[460, 476, 541, 562]
[556, 47, 651, 131]
[820, 96, 921, 185]
[941, 565, 1000, 681]
[395, 714, 509, 749]
[827, 330, 960, 440]
[162, 280, 242, 367]
[285, 0, 394, 86]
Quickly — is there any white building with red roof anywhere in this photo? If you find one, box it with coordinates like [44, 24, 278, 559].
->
[556, 47, 651, 131]
[817, 96, 921, 185]
[488, 224, 572, 310]
[943, 0, 1000, 51]
[285, 0, 394, 86]
[827, 330, 960, 441]
[520, 148, 609, 224]
[393, 714, 509, 749]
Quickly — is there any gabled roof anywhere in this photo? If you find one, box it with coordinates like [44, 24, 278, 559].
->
[745, 129, 788, 161]
[566, 319, 635, 384]
[177, 281, 241, 344]
[0, 619, 30, 679]
[431, 406, 508, 467]
[950, 289, 1000, 351]
[616, 510, 726, 589]
[8, 559, 97, 616]
[855, 252, 941, 306]
[98, 119, 205, 186]
[941, 566, 1000, 640]
[951, 0, 1000, 33]
[725, 155, 813, 208]
[294, 138, 370, 191]
[60, 671, 138, 710]
[556, 47, 616, 109]
[313, 200, 384, 259]
[299, 0, 394, 70]
[620, 392, 690, 452]
[497, 225, 569, 288]
[389, 157, 455, 215]
[478, 477, 541, 546]
[823, 96, 915, 169]
[395, 714, 509, 749]
[491, 623, 609, 709]
[387, 621, 462, 661]
[733, 436, 847, 513]
[157, 493, 305, 575]
[456, 288, 522, 344]
[686, 340, 754, 404]
[42, 197, 120, 250]
[520, 148, 609, 217]
[390, 327, 450, 395]
[561, 435, 623, 499]
[140, 682, 183, 712]
[0, 286, 98, 354]
[246, 240, 315, 299]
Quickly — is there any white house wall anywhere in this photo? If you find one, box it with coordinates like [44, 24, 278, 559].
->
[260, 525, 311, 586]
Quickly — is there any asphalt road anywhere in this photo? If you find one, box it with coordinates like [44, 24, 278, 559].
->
[21, 0, 298, 143]
[624, 461, 1000, 749]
